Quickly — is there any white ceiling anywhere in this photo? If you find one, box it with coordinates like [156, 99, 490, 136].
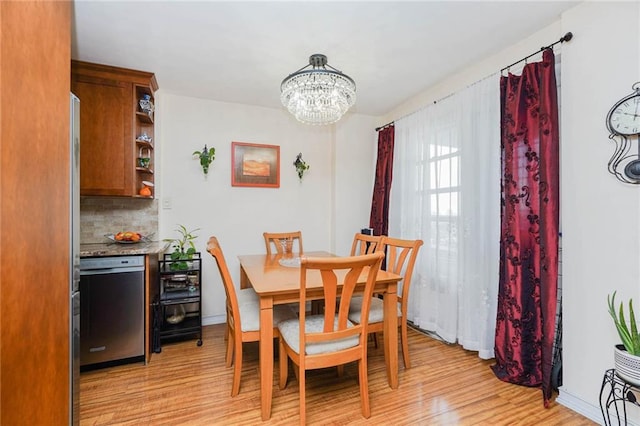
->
[72, 1, 579, 117]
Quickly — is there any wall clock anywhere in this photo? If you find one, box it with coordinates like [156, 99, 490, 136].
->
[606, 82, 640, 184]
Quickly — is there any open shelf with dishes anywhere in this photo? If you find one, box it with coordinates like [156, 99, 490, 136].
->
[153, 253, 202, 352]
[134, 84, 155, 198]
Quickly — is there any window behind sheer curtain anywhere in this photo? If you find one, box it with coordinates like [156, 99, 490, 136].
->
[390, 75, 500, 359]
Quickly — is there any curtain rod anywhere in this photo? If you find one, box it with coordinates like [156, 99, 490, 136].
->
[500, 32, 573, 73]
[375, 121, 394, 132]
[374, 33, 572, 132]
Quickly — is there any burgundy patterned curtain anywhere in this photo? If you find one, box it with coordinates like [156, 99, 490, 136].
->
[491, 49, 559, 406]
[369, 125, 394, 236]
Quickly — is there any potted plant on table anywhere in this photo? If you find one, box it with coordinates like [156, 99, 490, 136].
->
[608, 291, 640, 386]
[163, 225, 199, 271]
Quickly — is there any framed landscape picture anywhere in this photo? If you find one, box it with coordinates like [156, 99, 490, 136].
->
[231, 141, 280, 188]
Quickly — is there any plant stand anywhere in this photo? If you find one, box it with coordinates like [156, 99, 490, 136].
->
[154, 253, 202, 352]
[600, 368, 640, 425]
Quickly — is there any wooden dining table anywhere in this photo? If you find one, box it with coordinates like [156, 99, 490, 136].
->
[238, 251, 402, 421]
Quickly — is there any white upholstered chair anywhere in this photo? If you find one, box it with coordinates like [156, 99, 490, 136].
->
[207, 236, 296, 396]
[348, 236, 423, 369]
[277, 252, 384, 424]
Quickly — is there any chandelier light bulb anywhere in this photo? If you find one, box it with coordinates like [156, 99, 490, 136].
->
[280, 54, 356, 125]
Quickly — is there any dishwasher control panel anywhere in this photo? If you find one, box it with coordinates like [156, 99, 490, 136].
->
[80, 255, 145, 273]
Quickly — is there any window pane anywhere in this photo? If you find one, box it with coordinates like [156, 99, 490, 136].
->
[428, 220, 459, 253]
[430, 193, 459, 216]
[450, 156, 459, 187]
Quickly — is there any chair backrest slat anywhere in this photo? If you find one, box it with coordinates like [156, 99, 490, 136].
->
[350, 233, 385, 256]
[381, 237, 423, 306]
[263, 231, 303, 256]
[299, 253, 384, 347]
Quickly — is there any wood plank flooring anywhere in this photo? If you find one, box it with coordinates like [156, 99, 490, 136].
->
[80, 324, 596, 425]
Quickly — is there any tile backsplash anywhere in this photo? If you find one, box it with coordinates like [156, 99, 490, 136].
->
[80, 197, 159, 243]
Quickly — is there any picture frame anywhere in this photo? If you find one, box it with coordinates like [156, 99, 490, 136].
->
[231, 141, 280, 188]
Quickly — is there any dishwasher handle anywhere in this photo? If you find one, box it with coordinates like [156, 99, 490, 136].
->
[80, 266, 144, 276]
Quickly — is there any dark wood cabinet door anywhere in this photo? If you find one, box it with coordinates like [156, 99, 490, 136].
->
[72, 76, 134, 196]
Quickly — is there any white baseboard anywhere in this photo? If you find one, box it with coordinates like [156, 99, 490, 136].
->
[202, 315, 225, 326]
[556, 386, 640, 426]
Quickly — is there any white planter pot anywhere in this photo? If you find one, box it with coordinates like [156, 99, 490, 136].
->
[614, 344, 640, 386]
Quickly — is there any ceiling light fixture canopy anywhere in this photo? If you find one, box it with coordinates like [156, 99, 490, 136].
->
[280, 54, 356, 125]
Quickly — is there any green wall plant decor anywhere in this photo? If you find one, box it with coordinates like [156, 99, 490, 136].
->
[193, 144, 215, 175]
[293, 152, 310, 181]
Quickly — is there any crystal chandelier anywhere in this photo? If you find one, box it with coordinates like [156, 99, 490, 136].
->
[280, 54, 356, 125]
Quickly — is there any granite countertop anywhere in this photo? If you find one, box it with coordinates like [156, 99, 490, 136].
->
[80, 241, 170, 257]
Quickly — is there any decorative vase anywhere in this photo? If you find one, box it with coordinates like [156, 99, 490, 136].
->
[166, 304, 186, 324]
[614, 344, 640, 386]
[139, 94, 154, 115]
[137, 147, 151, 168]
[139, 180, 153, 197]
[279, 238, 293, 257]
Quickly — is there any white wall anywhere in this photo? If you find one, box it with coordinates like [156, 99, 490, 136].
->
[382, 2, 640, 422]
[156, 94, 377, 323]
[559, 2, 640, 422]
[334, 114, 379, 256]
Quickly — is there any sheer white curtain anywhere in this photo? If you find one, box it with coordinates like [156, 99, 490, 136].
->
[389, 75, 500, 359]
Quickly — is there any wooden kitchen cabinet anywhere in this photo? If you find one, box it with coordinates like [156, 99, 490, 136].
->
[71, 60, 158, 197]
[2, 2, 72, 424]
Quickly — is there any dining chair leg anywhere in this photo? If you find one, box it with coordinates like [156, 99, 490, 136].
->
[371, 332, 379, 349]
[310, 300, 323, 315]
[224, 313, 229, 341]
[231, 338, 242, 396]
[401, 320, 411, 369]
[358, 357, 371, 418]
[225, 332, 234, 368]
[299, 370, 306, 425]
[293, 363, 299, 382]
[279, 339, 288, 389]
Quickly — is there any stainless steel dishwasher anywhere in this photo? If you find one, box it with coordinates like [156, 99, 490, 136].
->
[80, 255, 145, 369]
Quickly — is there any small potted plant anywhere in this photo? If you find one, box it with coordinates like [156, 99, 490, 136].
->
[293, 152, 310, 181]
[193, 145, 215, 176]
[608, 291, 640, 385]
[163, 225, 199, 271]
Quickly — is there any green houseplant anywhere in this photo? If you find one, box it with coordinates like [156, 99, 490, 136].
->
[293, 152, 309, 181]
[193, 145, 215, 175]
[608, 291, 640, 355]
[164, 225, 199, 270]
[608, 291, 640, 386]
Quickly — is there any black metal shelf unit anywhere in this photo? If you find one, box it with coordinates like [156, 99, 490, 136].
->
[154, 253, 202, 352]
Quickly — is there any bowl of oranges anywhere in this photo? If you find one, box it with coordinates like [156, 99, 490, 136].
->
[105, 231, 148, 244]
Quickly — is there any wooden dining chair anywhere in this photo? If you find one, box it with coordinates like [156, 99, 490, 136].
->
[348, 236, 423, 369]
[263, 231, 303, 256]
[277, 252, 384, 425]
[350, 233, 385, 256]
[206, 236, 296, 397]
[264, 230, 314, 314]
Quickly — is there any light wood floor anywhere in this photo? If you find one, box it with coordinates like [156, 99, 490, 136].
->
[80, 324, 595, 425]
